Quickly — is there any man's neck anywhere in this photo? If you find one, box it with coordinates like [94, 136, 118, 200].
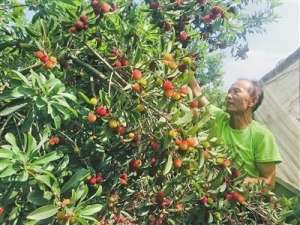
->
[229, 111, 253, 129]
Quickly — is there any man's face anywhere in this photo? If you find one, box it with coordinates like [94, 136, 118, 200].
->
[225, 80, 254, 113]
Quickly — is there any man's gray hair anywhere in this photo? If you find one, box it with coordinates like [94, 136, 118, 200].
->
[238, 79, 264, 112]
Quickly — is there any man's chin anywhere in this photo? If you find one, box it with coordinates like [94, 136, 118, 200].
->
[225, 107, 235, 113]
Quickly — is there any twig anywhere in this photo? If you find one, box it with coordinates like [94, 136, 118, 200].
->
[140, 98, 173, 129]
[0, 115, 13, 137]
[70, 55, 122, 88]
[19, 63, 41, 74]
[82, 42, 129, 85]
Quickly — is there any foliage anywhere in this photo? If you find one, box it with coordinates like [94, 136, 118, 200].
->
[0, 0, 286, 224]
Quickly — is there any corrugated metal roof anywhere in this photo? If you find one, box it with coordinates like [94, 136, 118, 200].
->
[261, 47, 300, 83]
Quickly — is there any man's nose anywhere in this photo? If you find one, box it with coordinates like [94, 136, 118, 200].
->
[226, 93, 233, 100]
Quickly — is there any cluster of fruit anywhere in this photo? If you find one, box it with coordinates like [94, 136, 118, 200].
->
[68, 15, 89, 33]
[87, 173, 103, 185]
[91, 0, 117, 15]
[111, 47, 129, 68]
[202, 6, 225, 23]
[34, 51, 57, 69]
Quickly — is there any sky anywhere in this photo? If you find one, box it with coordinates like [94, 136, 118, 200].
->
[222, 0, 300, 90]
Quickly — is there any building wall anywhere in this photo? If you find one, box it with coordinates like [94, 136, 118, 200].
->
[256, 55, 300, 191]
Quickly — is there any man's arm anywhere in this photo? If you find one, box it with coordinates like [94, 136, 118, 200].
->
[188, 77, 209, 106]
[244, 163, 277, 188]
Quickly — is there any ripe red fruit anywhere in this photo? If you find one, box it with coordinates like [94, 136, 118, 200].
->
[75, 20, 85, 30]
[155, 191, 165, 204]
[79, 15, 88, 24]
[202, 14, 213, 23]
[187, 137, 199, 147]
[91, 0, 99, 7]
[223, 159, 232, 167]
[190, 99, 199, 108]
[211, 6, 224, 17]
[163, 80, 173, 91]
[132, 69, 142, 80]
[130, 159, 142, 170]
[179, 31, 188, 42]
[120, 58, 128, 66]
[179, 85, 189, 95]
[175, 0, 184, 5]
[225, 193, 233, 201]
[199, 196, 208, 205]
[150, 141, 159, 151]
[161, 198, 173, 208]
[132, 83, 141, 93]
[49, 136, 60, 146]
[175, 139, 182, 146]
[34, 50, 45, 59]
[116, 126, 126, 136]
[133, 133, 142, 144]
[0, 207, 4, 216]
[173, 158, 182, 168]
[95, 173, 103, 183]
[230, 192, 246, 204]
[40, 54, 49, 64]
[87, 112, 97, 123]
[230, 168, 241, 179]
[111, 47, 120, 57]
[68, 26, 77, 33]
[179, 140, 189, 150]
[113, 60, 122, 68]
[96, 106, 109, 117]
[100, 2, 111, 13]
[149, 1, 159, 10]
[175, 203, 184, 212]
[150, 157, 157, 167]
[164, 90, 174, 98]
[88, 176, 97, 185]
[119, 173, 128, 185]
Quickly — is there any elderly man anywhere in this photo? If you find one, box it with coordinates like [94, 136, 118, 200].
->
[189, 77, 282, 188]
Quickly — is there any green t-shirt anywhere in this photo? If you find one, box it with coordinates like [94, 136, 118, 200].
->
[208, 104, 282, 177]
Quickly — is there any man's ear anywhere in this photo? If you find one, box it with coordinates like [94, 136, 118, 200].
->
[248, 96, 257, 109]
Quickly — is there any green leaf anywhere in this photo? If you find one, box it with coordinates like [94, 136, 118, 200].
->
[34, 174, 52, 189]
[5, 133, 19, 149]
[32, 151, 64, 165]
[0, 102, 28, 116]
[78, 91, 91, 104]
[27, 205, 58, 220]
[0, 159, 12, 171]
[163, 154, 173, 175]
[27, 190, 50, 206]
[79, 204, 103, 216]
[172, 70, 194, 86]
[185, 112, 210, 136]
[11, 70, 31, 86]
[174, 110, 193, 126]
[61, 168, 90, 194]
[0, 166, 17, 178]
[0, 149, 13, 159]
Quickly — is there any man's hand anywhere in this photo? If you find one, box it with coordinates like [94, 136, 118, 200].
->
[188, 77, 209, 106]
[243, 163, 277, 188]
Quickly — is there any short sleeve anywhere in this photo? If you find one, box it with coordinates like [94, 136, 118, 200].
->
[207, 104, 228, 138]
[207, 104, 227, 121]
[254, 129, 282, 163]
